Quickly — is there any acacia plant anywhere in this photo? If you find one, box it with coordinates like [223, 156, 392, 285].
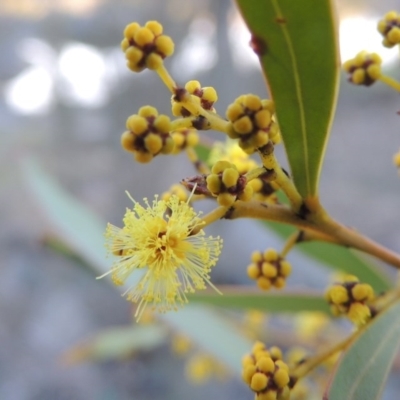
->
[26, 1, 400, 399]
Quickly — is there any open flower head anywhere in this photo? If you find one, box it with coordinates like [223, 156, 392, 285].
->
[103, 194, 223, 320]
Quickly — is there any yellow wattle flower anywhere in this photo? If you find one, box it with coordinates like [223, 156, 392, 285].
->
[102, 193, 223, 320]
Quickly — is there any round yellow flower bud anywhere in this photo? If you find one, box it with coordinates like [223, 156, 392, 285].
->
[171, 131, 185, 147]
[254, 131, 270, 147]
[262, 262, 277, 278]
[274, 368, 290, 389]
[138, 106, 158, 118]
[155, 35, 174, 56]
[206, 174, 221, 194]
[251, 251, 263, 263]
[256, 356, 275, 373]
[124, 22, 141, 40]
[352, 283, 374, 302]
[249, 178, 263, 192]
[344, 275, 359, 283]
[185, 80, 201, 93]
[250, 372, 268, 392]
[377, 20, 387, 34]
[257, 276, 272, 290]
[126, 115, 148, 134]
[348, 302, 371, 326]
[222, 168, 239, 188]
[242, 354, 255, 368]
[261, 99, 275, 113]
[146, 53, 163, 70]
[226, 103, 243, 121]
[226, 124, 240, 139]
[134, 27, 155, 47]
[255, 109, 272, 128]
[145, 20, 163, 36]
[247, 264, 260, 280]
[125, 46, 144, 64]
[120, 38, 130, 52]
[329, 286, 349, 305]
[238, 184, 253, 202]
[263, 248, 278, 261]
[388, 27, 400, 44]
[254, 349, 271, 361]
[154, 115, 171, 133]
[120, 131, 136, 152]
[370, 52, 382, 64]
[274, 277, 286, 289]
[366, 64, 381, 80]
[233, 116, 253, 134]
[144, 133, 163, 154]
[243, 94, 262, 111]
[242, 365, 257, 385]
[252, 341, 266, 354]
[202, 86, 218, 102]
[269, 346, 283, 361]
[212, 160, 233, 174]
[134, 151, 153, 163]
[127, 61, 145, 73]
[342, 59, 354, 73]
[280, 261, 292, 277]
[354, 51, 367, 67]
[384, 10, 398, 20]
[217, 193, 236, 207]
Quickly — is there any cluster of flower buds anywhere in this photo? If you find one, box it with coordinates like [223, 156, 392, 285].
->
[325, 275, 375, 326]
[121, 106, 174, 163]
[208, 140, 259, 175]
[248, 171, 279, 203]
[121, 21, 174, 72]
[172, 80, 218, 117]
[206, 160, 253, 207]
[170, 128, 199, 154]
[343, 51, 382, 86]
[226, 95, 280, 154]
[247, 248, 292, 290]
[377, 11, 400, 48]
[242, 341, 291, 400]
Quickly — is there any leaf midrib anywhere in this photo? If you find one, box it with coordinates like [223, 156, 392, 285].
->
[271, 0, 310, 194]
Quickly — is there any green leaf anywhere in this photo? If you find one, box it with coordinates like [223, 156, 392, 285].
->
[161, 304, 252, 376]
[325, 300, 400, 400]
[63, 325, 167, 363]
[22, 158, 108, 275]
[236, 0, 339, 198]
[189, 286, 330, 313]
[265, 221, 392, 293]
[195, 143, 211, 164]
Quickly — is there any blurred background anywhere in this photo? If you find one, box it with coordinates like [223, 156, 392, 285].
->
[1, 0, 400, 399]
